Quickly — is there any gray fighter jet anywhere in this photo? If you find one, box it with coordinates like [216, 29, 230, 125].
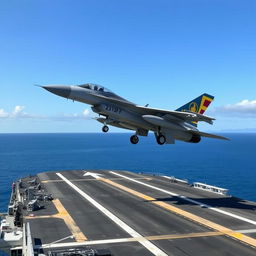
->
[41, 83, 228, 145]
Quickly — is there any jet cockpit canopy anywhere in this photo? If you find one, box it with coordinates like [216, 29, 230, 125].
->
[78, 83, 112, 93]
[78, 83, 134, 104]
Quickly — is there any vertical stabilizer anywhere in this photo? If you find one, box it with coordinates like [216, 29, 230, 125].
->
[175, 93, 214, 127]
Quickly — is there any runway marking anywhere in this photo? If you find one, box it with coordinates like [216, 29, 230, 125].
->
[42, 177, 152, 183]
[101, 175, 256, 248]
[110, 171, 256, 226]
[83, 171, 103, 179]
[26, 199, 87, 242]
[37, 231, 224, 249]
[56, 173, 168, 256]
[53, 199, 87, 242]
[237, 228, 256, 234]
[13, 228, 256, 250]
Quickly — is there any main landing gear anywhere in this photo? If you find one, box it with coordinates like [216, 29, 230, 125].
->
[130, 133, 166, 145]
[102, 125, 109, 133]
[156, 134, 166, 145]
[130, 135, 139, 144]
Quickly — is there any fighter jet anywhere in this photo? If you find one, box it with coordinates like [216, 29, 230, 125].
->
[41, 83, 228, 145]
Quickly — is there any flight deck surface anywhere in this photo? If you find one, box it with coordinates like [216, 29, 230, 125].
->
[22, 170, 256, 255]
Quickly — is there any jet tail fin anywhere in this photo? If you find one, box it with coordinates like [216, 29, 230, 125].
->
[176, 93, 214, 127]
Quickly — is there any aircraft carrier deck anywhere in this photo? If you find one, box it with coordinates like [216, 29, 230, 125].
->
[1, 170, 256, 256]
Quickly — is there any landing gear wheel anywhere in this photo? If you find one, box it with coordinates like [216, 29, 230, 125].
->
[130, 135, 139, 144]
[157, 135, 166, 145]
[102, 125, 109, 133]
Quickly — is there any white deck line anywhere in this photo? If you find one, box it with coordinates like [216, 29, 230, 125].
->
[36, 228, 256, 249]
[14, 228, 256, 250]
[37, 237, 139, 249]
[56, 173, 168, 256]
[111, 171, 256, 226]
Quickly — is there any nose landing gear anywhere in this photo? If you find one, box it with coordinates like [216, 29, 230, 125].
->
[130, 135, 139, 144]
[102, 125, 109, 133]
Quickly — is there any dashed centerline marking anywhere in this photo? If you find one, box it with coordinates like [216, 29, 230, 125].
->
[56, 172, 168, 256]
[100, 175, 256, 248]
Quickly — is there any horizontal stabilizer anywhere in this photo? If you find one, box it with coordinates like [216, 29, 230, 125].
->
[175, 111, 215, 125]
[176, 93, 214, 127]
[191, 131, 230, 140]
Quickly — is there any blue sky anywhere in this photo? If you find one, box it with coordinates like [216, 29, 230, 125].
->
[0, 0, 255, 132]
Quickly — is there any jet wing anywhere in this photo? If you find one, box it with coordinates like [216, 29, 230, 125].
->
[92, 94, 215, 124]
[190, 130, 230, 140]
[134, 105, 215, 125]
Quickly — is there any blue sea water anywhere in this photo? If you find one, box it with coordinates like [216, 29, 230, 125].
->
[0, 133, 255, 212]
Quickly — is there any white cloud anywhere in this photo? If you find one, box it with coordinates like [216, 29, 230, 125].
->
[13, 105, 25, 115]
[213, 99, 256, 117]
[0, 105, 28, 118]
[0, 106, 92, 121]
[83, 109, 90, 117]
[0, 109, 8, 118]
[11, 105, 30, 118]
[52, 109, 91, 121]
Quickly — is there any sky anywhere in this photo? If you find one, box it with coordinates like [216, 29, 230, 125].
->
[0, 0, 255, 133]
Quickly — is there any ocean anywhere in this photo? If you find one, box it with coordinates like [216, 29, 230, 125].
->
[0, 133, 255, 212]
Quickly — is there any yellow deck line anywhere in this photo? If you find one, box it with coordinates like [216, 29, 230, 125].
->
[26, 199, 87, 242]
[146, 231, 222, 241]
[100, 178, 256, 248]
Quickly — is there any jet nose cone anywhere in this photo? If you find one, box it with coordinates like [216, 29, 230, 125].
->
[42, 85, 71, 98]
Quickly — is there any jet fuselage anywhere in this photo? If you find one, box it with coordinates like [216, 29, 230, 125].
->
[41, 83, 228, 145]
